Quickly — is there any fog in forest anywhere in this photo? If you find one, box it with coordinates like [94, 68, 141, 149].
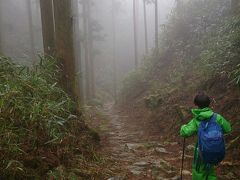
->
[0, 0, 174, 102]
[0, 0, 239, 179]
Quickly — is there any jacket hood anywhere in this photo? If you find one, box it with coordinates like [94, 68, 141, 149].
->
[191, 108, 214, 121]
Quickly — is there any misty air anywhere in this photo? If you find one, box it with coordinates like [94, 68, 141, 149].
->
[0, 0, 239, 179]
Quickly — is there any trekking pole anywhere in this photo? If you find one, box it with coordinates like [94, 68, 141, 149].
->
[180, 138, 186, 180]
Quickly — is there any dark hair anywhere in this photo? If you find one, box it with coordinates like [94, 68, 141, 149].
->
[194, 93, 211, 109]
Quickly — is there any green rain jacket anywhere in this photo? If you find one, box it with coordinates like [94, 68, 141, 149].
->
[180, 108, 231, 180]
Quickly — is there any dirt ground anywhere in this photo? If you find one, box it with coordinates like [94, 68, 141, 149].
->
[88, 102, 193, 180]
[86, 96, 240, 180]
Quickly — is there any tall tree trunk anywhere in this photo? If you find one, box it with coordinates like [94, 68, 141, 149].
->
[89, 36, 95, 99]
[133, 0, 138, 68]
[39, 0, 55, 56]
[155, 0, 159, 53]
[73, 0, 84, 104]
[231, 0, 240, 14]
[82, 0, 91, 101]
[0, 0, 3, 55]
[112, 0, 117, 102]
[143, 0, 148, 54]
[52, 0, 79, 102]
[27, 0, 36, 63]
[87, 1, 95, 99]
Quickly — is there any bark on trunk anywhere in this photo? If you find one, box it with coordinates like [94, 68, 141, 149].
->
[0, 1, 3, 55]
[82, 0, 91, 101]
[155, 0, 159, 53]
[52, 0, 79, 102]
[133, 0, 138, 68]
[73, 0, 84, 104]
[112, 0, 117, 102]
[87, 1, 95, 99]
[231, 0, 240, 14]
[27, 0, 36, 63]
[143, 0, 148, 54]
[39, 0, 55, 56]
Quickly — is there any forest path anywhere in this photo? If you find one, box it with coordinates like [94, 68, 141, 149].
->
[97, 102, 192, 180]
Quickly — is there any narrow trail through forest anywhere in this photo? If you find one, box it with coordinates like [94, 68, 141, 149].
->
[98, 102, 193, 180]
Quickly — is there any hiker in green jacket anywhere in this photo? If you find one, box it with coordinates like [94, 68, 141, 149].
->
[180, 93, 231, 180]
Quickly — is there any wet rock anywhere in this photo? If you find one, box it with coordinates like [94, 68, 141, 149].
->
[155, 147, 170, 154]
[185, 154, 194, 158]
[187, 145, 195, 150]
[156, 176, 169, 180]
[148, 141, 165, 147]
[127, 161, 149, 175]
[107, 176, 125, 180]
[163, 161, 175, 171]
[157, 143, 166, 147]
[109, 132, 116, 135]
[222, 172, 237, 179]
[164, 141, 178, 146]
[221, 161, 234, 166]
[166, 170, 176, 176]
[128, 165, 145, 175]
[152, 159, 176, 177]
[169, 142, 178, 146]
[133, 161, 149, 167]
[159, 159, 174, 169]
[145, 141, 165, 148]
[124, 143, 144, 152]
[182, 170, 192, 176]
[178, 151, 194, 158]
[171, 175, 181, 180]
[118, 152, 134, 157]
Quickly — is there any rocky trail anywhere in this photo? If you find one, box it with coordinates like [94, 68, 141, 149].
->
[95, 103, 193, 180]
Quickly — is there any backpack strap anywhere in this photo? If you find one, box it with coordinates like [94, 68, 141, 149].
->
[195, 151, 201, 172]
[200, 113, 217, 130]
[194, 141, 202, 172]
[209, 113, 217, 123]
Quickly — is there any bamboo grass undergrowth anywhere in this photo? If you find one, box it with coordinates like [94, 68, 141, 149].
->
[0, 56, 98, 179]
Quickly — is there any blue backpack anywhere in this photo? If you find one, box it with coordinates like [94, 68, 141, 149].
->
[197, 113, 225, 166]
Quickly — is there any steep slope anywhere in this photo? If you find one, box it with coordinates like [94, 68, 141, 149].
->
[120, 0, 240, 178]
